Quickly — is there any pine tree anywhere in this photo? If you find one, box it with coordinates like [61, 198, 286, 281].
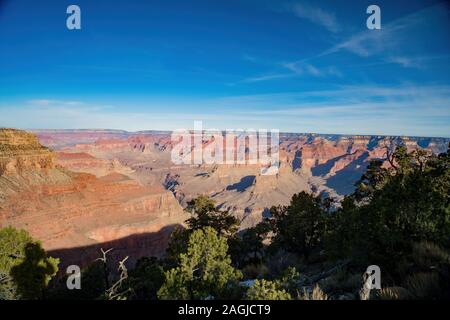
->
[158, 227, 242, 300]
[0, 227, 59, 299]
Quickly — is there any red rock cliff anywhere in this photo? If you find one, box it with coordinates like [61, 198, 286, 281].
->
[0, 129, 188, 267]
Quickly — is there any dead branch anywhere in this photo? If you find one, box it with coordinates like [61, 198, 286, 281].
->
[383, 138, 398, 170]
[95, 247, 113, 263]
[95, 248, 114, 289]
[106, 256, 131, 300]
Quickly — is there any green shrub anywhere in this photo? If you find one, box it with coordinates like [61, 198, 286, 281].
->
[246, 279, 291, 300]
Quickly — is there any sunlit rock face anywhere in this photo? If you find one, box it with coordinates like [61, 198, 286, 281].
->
[0, 129, 188, 267]
[0, 128, 55, 176]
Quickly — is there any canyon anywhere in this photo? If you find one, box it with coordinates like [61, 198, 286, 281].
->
[33, 129, 450, 226]
[1, 128, 449, 267]
[0, 129, 188, 267]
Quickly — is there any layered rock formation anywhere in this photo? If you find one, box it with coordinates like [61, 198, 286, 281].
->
[32, 129, 129, 149]
[55, 151, 135, 177]
[0, 129, 54, 176]
[31, 129, 450, 229]
[4, 128, 447, 268]
[0, 129, 188, 267]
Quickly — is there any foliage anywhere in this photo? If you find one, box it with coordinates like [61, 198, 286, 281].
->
[186, 195, 239, 237]
[0, 227, 59, 300]
[410, 241, 450, 270]
[403, 272, 442, 299]
[73, 260, 108, 300]
[229, 222, 271, 268]
[327, 145, 450, 279]
[264, 250, 304, 278]
[3, 144, 450, 301]
[158, 227, 243, 300]
[276, 266, 303, 297]
[164, 226, 190, 267]
[319, 270, 361, 294]
[372, 242, 450, 300]
[166, 195, 240, 267]
[267, 192, 327, 258]
[300, 284, 328, 300]
[246, 279, 291, 300]
[46, 256, 112, 300]
[241, 263, 270, 280]
[372, 287, 412, 300]
[123, 257, 164, 300]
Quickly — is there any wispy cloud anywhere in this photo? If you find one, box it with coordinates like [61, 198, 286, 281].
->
[282, 61, 342, 77]
[322, 3, 447, 58]
[386, 56, 423, 69]
[5, 84, 449, 137]
[26, 99, 116, 112]
[230, 84, 450, 137]
[241, 73, 293, 83]
[383, 55, 449, 69]
[287, 3, 340, 33]
[238, 59, 342, 84]
[237, 3, 448, 84]
[28, 99, 84, 107]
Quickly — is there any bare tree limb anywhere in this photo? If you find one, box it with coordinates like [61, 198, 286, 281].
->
[382, 137, 398, 170]
[106, 256, 131, 300]
[95, 247, 113, 263]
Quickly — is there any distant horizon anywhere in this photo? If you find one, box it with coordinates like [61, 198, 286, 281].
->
[1, 0, 449, 137]
[7, 127, 449, 140]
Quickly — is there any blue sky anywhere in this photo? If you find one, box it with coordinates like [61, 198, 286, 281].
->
[0, 0, 449, 137]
